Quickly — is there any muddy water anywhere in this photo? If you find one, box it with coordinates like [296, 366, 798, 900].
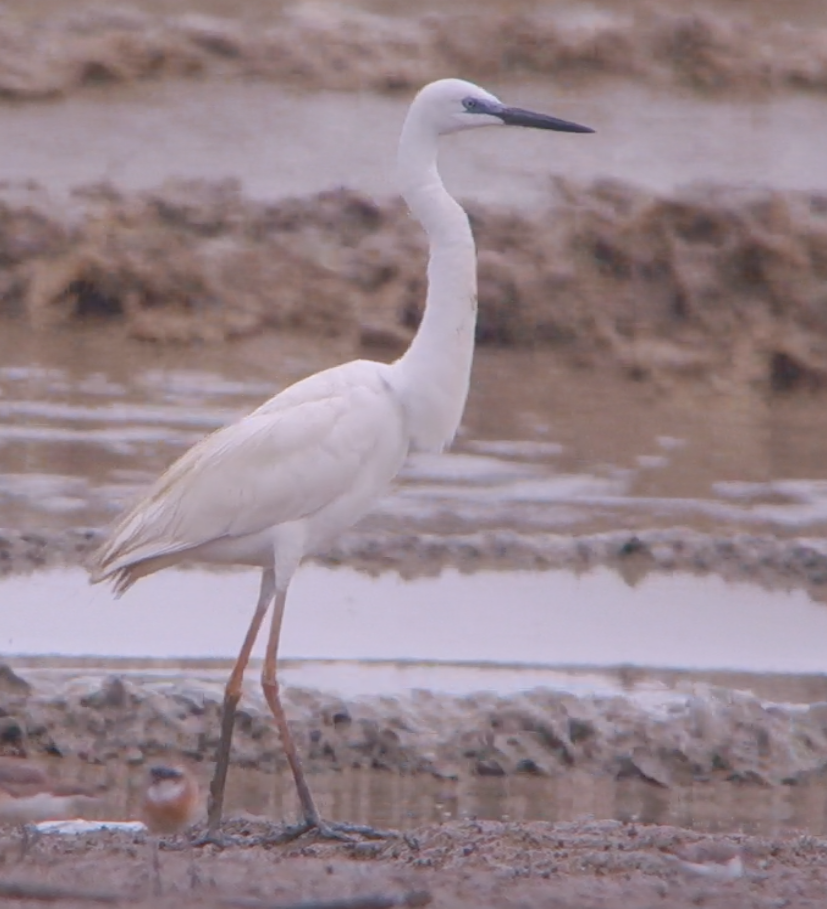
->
[61, 762, 827, 837]
[3, 324, 827, 539]
[3, 565, 827, 674]
[223, 767, 827, 835]
[0, 80, 825, 203]
[4, 563, 827, 702]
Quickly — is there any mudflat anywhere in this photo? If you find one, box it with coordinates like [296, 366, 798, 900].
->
[2, 818, 826, 909]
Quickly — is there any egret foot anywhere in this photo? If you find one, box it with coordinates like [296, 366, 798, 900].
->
[261, 818, 397, 846]
[190, 829, 250, 850]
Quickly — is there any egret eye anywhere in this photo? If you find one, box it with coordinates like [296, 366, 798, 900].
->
[462, 97, 481, 112]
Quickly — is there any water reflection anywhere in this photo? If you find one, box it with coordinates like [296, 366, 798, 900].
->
[0, 82, 824, 202]
[3, 565, 827, 683]
[218, 766, 827, 836]
[67, 761, 827, 837]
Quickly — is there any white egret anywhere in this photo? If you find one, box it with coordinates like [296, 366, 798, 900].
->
[89, 78, 593, 840]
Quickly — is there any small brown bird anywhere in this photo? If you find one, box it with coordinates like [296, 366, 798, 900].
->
[0, 757, 102, 857]
[140, 765, 201, 894]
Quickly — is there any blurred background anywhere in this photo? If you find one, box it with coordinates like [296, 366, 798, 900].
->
[0, 0, 827, 831]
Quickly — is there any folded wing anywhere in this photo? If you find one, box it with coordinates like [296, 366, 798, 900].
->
[90, 364, 406, 582]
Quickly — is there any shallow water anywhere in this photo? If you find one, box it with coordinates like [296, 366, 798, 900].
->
[217, 767, 827, 836]
[3, 564, 827, 692]
[56, 757, 827, 837]
[3, 324, 827, 540]
[1, 80, 825, 204]
[12, 560, 827, 840]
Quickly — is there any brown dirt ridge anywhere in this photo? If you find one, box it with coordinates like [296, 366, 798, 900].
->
[4, 526, 827, 594]
[3, 632, 827, 788]
[0, 5, 826, 101]
[2, 178, 827, 392]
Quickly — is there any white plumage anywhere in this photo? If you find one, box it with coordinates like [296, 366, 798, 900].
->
[88, 78, 593, 839]
[93, 361, 408, 593]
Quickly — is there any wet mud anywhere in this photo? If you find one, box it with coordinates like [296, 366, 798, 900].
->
[5, 527, 827, 599]
[2, 819, 826, 909]
[0, 5, 826, 102]
[4, 627, 827, 789]
[2, 179, 827, 392]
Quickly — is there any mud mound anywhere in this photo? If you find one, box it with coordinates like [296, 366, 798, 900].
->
[3, 178, 827, 391]
[13, 180, 399, 344]
[0, 5, 825, 100]
[5, 526, 827, 604]
[3, 668, 827, 787]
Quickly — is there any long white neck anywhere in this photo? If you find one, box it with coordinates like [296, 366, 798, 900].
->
[388, 107, 478, 453]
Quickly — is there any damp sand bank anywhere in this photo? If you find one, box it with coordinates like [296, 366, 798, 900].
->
[4, 653, 827, 790]
[0, 5, 825, 102]
[6, 819, 827, 909]
[2, 179, 827, 392]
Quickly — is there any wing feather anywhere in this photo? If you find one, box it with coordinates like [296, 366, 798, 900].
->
[90, 362, 405, 579]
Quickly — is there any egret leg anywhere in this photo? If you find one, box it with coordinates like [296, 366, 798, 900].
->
[206, 567, 276, 831]
[260, 587, 321, 826]
[259, 587, 396, 845]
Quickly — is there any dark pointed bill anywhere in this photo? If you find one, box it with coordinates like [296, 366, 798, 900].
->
[495, 105, 594, 133]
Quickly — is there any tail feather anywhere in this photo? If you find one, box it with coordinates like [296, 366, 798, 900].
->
[88, 550, 192, 597]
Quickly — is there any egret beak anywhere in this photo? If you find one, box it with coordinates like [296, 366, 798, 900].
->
[495, 105, 594, 133]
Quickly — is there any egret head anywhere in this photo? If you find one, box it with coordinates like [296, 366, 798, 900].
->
[412, 78, 594, 137]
